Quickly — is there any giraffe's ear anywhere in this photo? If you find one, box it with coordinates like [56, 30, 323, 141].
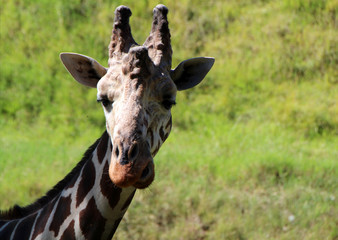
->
[170, 57, 215, 91]
[60, 53, 107, 88]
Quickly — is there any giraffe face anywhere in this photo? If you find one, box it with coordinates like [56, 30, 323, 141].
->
[96, 46, 176, 189]
[60, 4, 214, 189]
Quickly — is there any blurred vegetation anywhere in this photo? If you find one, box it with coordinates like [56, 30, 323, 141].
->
[0, 0, 337, 239]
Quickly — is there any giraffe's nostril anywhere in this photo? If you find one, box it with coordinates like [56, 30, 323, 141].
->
[141, 165, 149, 179]
[129, 143, 139, 160]
[115, 146, 120, 158]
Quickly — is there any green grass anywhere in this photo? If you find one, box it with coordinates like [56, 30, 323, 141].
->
[1, 0, 337, 239]
[0, 126, 103, 207]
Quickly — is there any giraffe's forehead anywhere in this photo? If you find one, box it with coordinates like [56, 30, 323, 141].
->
[97, 63, 177, 102]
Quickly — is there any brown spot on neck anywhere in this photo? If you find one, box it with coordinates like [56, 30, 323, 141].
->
[0, 220, 17, 239]
[59, 220, 75, 240]
[97, 131, 109, 163]
[11, 212, 38, 240]
[31, 198, 57, 239]
[100, 161, 123, 209]
[79, 197, 106, 239]
[49, 196, 72, 236]
[76, 160, 96, 207]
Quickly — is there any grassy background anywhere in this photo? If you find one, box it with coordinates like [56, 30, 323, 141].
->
[0, 0, 337, 239]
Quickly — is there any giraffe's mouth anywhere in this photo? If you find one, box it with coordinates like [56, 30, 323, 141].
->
[134, 161, 154, 189]
[109, 155, 155, 189]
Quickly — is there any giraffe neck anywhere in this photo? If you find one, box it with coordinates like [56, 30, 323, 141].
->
[0, 131, 136, 240]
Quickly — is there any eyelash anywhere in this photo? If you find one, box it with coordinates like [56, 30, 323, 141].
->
[97, 97, 113, 108]
[162, 99, 176, 110]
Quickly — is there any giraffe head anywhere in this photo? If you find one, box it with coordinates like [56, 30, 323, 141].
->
[60, 5, 214, 189]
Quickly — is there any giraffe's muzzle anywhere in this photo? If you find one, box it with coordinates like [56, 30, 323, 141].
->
[109, 139, 154, 189]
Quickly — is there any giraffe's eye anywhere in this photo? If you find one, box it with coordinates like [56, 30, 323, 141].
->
[162, 99, 176, 110]
[97, 97, 113, 108]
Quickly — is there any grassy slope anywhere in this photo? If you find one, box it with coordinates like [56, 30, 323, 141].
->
[0, 0, 337, 239]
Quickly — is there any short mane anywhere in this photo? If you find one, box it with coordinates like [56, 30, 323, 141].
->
[0, 132, 106, 220]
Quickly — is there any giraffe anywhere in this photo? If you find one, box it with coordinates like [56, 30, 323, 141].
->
[0, 4, 214, 240]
